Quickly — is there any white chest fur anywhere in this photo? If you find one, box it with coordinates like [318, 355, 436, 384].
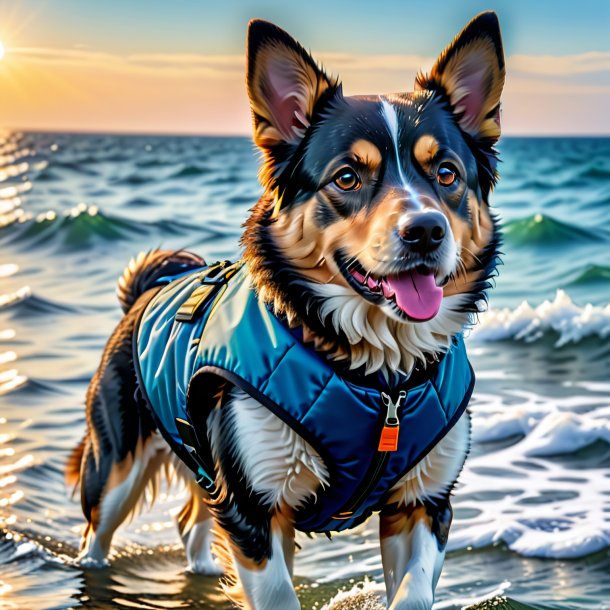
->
[207, 387, 470, 512]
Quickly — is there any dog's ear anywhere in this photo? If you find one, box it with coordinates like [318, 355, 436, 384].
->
[415, 11, 505, 143]
[247, 19, 339, 153]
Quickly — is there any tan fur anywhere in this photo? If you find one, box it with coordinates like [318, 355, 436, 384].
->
[412, 135, 440, 172]
[211, 513, 296, 610]
[380, 504, 430, 540]
[350, 139, 383, 169]
[65, 436, 85, 493]
[79, 434, 174, 562]
[269, 194, 408, 284]
[211, 524, 248, 608]
[443, 189, 493, 298]
[176, 483, 207, 538]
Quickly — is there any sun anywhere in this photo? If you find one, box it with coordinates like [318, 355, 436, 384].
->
[0, 40, 5, 61]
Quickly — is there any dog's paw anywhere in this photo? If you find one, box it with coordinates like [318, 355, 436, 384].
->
[186, 557, 224, 577]
[388, 582, 433, 610]
[387, 572, 435, 610]
[389, 597, 433, 610]
[75, 554, 110, 570]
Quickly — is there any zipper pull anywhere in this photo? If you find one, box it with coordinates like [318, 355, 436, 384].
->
[378, 390, 406, 452]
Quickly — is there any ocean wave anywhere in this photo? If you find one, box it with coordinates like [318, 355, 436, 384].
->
[568, 264, 610, 286]
[449, 518, 609, 560]
[449, 380, 610, 561]
[503, 213, 606, 247]
[0, 204, 201, 251]
[0, 285, 76, 318]
[170, 164, 213, 178]
[579, 165, 610, 180]
[34, 168, 62, 182]
[123, 196, 157, 207]
[508, 177, 585, 191]
[471, 290, 610, 346]
[135, 158, 171, 168]
[112, 173, 155, 186]
[472, 393, 610, 454]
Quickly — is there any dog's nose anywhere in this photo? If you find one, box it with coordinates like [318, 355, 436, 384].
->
[398, 211, 448, 253]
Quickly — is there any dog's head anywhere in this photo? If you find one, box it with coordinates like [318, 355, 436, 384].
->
[242, 13, 504, 376]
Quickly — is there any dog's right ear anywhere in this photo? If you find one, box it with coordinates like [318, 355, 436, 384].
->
[415, 12, 505, 144]
[246, 20, 339, 172]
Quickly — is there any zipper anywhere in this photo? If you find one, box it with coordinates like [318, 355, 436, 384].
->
[378, 390, 405, 451]
[333, 390, 406, 521]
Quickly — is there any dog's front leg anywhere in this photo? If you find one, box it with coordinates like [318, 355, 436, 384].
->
[379, 499, 452, 610]
[231, 511, 299, 610]
[205, 467, 299, 609]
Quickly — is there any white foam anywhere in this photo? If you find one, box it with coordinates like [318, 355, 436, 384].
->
[320, 579, 385, 610]
[447, 385, 610, 559]
[471, 390, 610, 448]
[520, 410, 610, 456]
[471, 290, 610, 346]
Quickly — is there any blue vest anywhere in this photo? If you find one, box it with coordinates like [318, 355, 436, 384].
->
[135, 262, 475, 533]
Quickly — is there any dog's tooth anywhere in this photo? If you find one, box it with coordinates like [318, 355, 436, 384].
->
[381, 279, 394, 299]
[366, 276, 378, 291]
[293, 110, 310, 129]
[291, 125, 306, 138]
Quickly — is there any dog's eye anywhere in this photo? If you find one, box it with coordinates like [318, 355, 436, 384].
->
[437, 163, 458, 187]
[333, 168, 361, 191]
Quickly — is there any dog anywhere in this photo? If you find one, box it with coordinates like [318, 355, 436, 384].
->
[67, 12, 504, 610]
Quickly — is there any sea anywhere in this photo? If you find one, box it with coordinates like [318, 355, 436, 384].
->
[0, 131, 609, 610]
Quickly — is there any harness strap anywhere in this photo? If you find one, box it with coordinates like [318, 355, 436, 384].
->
[171, 260, 244, 493]
[175, 417, 216, 491]
[176, 260, 242, 322]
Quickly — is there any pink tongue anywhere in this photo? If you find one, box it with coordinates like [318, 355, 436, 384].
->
[385, 269, 443, 321]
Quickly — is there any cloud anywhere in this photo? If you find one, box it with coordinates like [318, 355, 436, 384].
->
[509, 51, 610, 76]
[9, 47, 244, 78]
[9, 46, 610, 81]
[3, 46, 610, 134]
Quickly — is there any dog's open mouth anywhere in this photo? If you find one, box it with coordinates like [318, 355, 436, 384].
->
[335, 252, 444, 322]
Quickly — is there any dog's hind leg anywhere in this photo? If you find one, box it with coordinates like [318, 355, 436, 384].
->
[74, 296, 165, 567]
[176, 475, 222, 575]
[78, 432, 168, 567]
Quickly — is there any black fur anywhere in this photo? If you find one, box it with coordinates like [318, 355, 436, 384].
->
[205, 405, 274, 564]
[79, 294, 158, 524]
[425, 498, 453, 550]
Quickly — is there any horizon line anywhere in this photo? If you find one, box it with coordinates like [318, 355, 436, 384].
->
[5, 126, 610, 140]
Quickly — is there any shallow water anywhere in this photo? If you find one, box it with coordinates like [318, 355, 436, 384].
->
[0, 132, 609, 609]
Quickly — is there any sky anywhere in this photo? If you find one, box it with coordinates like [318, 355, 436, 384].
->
[0, 0, 609, 135]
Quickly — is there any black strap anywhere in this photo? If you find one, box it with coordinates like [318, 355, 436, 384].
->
[173, 261, 244, 492]
[175, 417, 216, 492]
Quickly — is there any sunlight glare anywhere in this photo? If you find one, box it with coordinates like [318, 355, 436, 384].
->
[0, 41, 5, 61]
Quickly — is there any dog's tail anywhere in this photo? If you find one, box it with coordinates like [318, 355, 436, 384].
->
[116, 249, 206, 314]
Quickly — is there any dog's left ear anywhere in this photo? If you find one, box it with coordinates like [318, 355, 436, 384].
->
[415, 11, 505, 143]
[247, 19, 339, 152]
